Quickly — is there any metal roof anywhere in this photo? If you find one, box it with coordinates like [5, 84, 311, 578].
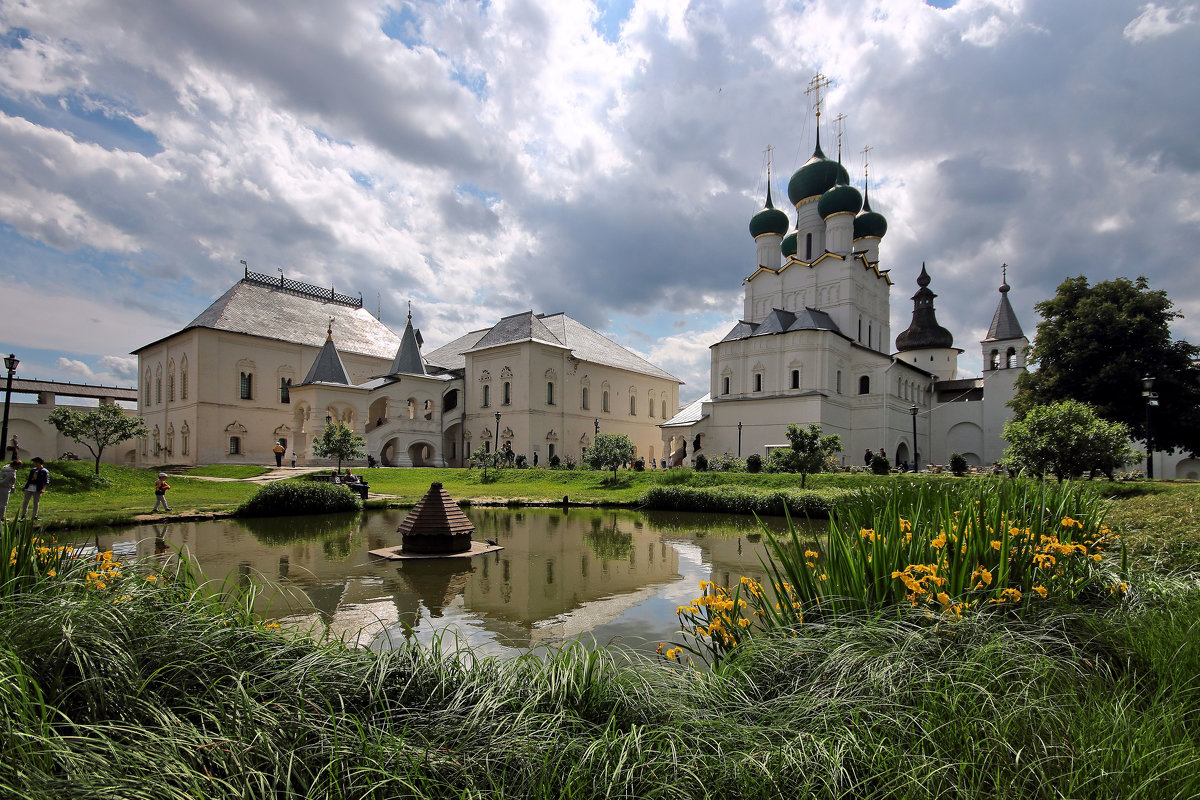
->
[300, 335, 351, 385]
[660, 394, 709, 427]
[139, 279, 402, 359]
[719, 308, 843, 343]
[425, 313, 681, 383]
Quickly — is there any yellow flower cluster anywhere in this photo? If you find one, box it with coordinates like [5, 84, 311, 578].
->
[86, 550, 122, 592]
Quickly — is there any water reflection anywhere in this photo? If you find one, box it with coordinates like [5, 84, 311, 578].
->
[76, 508, 815, 657]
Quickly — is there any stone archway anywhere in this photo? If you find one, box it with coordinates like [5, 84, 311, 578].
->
[895, 442, 910, 468]
[407, 441, 436, 467]
[380, 437, 399, 467]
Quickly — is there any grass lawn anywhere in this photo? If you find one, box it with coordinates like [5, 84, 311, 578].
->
[24, 460, 259, 528]
[184, 464, 273, 479]
[3, 475, 1199, 798]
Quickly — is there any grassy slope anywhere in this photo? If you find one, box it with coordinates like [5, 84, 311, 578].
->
[1, 559, 1197, 799]
[27, 461, 258, 528]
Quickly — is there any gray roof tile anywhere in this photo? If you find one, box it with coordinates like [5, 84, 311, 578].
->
[173, 280, 402, 359]
[300, 335, 351, 385]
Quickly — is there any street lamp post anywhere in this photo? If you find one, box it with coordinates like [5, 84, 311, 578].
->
[910, 404, 919, 473]
[1142, 376, 1157, 480]
[737, 421, 743, 458]
[495, 411, 501, 455]
[1, 354, 18, 465]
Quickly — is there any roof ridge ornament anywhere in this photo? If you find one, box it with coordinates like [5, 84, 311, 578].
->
[327, 317, 334, 341]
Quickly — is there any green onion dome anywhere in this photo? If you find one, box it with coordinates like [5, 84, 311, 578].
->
[787, 137, 851, 206]
[781, 231, 798, 258]
[748, 184, 790, 238]
[853, 190, 888, 239]
[817, 182, 863, 219]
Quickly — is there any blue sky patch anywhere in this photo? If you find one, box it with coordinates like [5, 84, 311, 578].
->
[455, 183, 500, 206]
[350, 170, 374, 189]
[592, 0, 634, 43]
[0, 91, 162, 156]
[380, 3, 424, 47]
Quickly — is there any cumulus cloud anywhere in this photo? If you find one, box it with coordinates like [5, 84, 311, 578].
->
[0, 0, 1197, 388]
[1124, 3, 1196, 42]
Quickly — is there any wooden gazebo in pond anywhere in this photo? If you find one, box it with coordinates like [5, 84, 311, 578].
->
[369, 482, 502, 560]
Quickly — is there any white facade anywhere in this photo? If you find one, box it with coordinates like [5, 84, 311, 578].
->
[134, 272, 680, 469]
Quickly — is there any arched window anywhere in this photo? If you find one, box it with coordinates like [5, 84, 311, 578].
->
[602, 391, 610, 413]
[836, 370, 842, 394]
[482, 385, 491, 407]
[167, 361, 175, 402]
[424, 399, 434, 420]
[547, 381, 555, 405]
[989, 350, 1000, 370]
[791, 369, 800, 389]
[1006, 347, 1017, 369]
[407, 398, 416, 420]
[661, 400, 667, 419]
[805, 232, 813, 260]
[155, 365, 162, 405]
[144, 369, 152, 405]
[239, 372, 252, 400]
[582, 387, 589, 410]
[180, 357, 188, 399]
[722, 376, 731, 395]
[629, 395, 636, 415]
[181, 421, 189, 456]
[859, 376, 870, 395]
[753, 373, 763, 392]
[229, 436, 241, 455]
[503, 381, 511, 405]
[280, 377, 291, 404]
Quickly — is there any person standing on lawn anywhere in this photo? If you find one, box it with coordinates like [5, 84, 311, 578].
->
[273, 440, 285, 468]
[17, 457, 49, 521]
[0, 458, 20, 522]
[153, 472, 171, 512]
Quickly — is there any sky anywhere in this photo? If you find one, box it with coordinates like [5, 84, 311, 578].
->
[0, 0, 1197, 405]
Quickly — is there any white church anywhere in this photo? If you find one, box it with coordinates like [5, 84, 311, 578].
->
[658, 115, 1032, 471]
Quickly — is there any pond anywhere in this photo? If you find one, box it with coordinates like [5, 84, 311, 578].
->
[73, 508, 822, 658]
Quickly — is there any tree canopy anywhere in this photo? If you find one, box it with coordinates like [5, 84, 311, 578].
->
[46, 403, 147, 476]
[311, 421, 366, 471]
[1002, 400, 1141, 481]
[584, 433, 635, 478]
[1013, 275, 1200, 455]
[766, 423, 842, 488]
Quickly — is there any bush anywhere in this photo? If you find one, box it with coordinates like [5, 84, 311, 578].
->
[640, 484, 843, 518]
[706, 454, 744, 472]
[949, 452, 968, 477]
[515, 454, 528, 469]
[548, 454, 561, 469]
[236, 481, 360, 517]
[694, 454, 708, 471]
[633, 458, 645, 471]
[746, 453, 762, 473]
[871, 454, 891, 475]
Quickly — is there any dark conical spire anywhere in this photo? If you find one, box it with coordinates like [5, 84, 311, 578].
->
[389, 300, 426, 375]
[301, 319, 351, 385]
[896, 263, 955, 351]
[985, 264, 1025, 341]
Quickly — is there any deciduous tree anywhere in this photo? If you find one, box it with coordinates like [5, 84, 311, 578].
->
[1002, 400, 1140, 481]
[46, 403, 147, 476]
[584, 433, 635, 478]
[766, 423, 843, 488]
[311, 421, 365, 471]
[1013, 275, 1200, 455]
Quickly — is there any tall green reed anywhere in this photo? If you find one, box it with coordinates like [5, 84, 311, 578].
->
[675, 479, 1128, 663]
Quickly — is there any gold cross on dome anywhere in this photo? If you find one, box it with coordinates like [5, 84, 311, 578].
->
[805, 72, 832, 119]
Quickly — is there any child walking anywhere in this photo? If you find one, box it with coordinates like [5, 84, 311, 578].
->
[153, 472, 171, 512]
